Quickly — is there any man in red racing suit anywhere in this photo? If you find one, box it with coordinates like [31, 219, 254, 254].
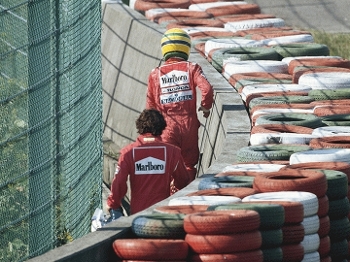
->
[107, 109, 190, 215]
[146, 29, 214, 180]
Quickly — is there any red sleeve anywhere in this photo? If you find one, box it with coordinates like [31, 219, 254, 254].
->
[193, 63, 214, 110]
[106, 152, 129, 210]
[171, 150, 192, 189]
[146, 69, 158, 110]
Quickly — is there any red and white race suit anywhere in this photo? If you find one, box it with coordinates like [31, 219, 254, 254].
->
[146, 57, 214, 180]
[107, 133, 190, 215]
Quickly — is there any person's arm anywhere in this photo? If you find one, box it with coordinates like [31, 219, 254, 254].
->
[106, 154, 129, 211]
[172, 151, 192, 189]
[193, 63, 214, 117]
[146, 69, 158, 110]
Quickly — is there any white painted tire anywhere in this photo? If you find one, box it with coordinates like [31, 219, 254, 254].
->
[189, 1, 247, 11]
[222, 163, 285, 173]
[312, 126, 350, 137]
[301, 251, 320, 262]
[222, 60, 288, 80]
[242, 191, 318, 217]
[289, 148, 350, 165]
[300, 233, 320, 253]
[205, 38, 264, 57]
[298, 72, 350, 90]
[249, 132, 317, 145]
[262, 34, 314, 46]
[224, 18, 286, 32]
[241, 83, 312, 102]
[302, 215, 320, 235]
[168, 196, 242, 206]
[282, 56, 342, 65]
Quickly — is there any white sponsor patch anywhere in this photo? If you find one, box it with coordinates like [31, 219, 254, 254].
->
[160, 90, 193, 104]
[160, 70, 189, 88]
[135, 156, 165, 175]
[133, 146, 166, 175]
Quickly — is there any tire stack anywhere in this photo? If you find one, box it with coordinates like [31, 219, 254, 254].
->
[207, 202, 291, 262]
[245, 169, 329, 261]
[183, 209, 264, 262]
[283, 164, 350, 261]
[243, 191, 324, 262]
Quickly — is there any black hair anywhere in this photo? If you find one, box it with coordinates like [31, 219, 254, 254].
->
[136, 109, 166, 136]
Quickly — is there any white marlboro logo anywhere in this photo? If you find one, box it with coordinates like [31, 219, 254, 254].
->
[133, 146, 166, 175]
[160, 70, 189, 88]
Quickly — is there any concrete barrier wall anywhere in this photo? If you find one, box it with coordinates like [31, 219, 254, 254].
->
[28, 2, 251, 261]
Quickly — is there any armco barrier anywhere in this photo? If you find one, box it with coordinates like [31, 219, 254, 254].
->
[27, 2, 250, 261]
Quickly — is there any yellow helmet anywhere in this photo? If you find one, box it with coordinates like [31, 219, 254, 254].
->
[161, 28, 191, 61]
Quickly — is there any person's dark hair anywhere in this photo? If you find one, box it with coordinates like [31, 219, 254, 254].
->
[136, 109, 166, 136]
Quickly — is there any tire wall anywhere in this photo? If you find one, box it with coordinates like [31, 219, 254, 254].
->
[101, 3, 251, 183]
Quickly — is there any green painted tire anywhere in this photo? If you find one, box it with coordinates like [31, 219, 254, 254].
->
[211, 46, 279, 72]
[131, 213, 186, 239]
[236, 144, 311, 163]
[198, 175, 254, 190]
[255, 112, 324, 128]
[249, 95, 314, 110]
[272, 43, 329, 59]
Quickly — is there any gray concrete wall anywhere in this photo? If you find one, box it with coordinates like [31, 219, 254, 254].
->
[27, 2, 250, 261]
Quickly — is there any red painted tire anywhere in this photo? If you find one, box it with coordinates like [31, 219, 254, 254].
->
[318, 235, 331, 258]
[252, 169, 328, 197]
[185, 230, 262, 253]
[281, 243, 304, 262]
[318, 215, 330, 238]
[250, 123, 314, 135]
[184, 210, 260, 234]
[248, 30, 311, 41]
[311, 99, 350, 107]
[189, 30, 239, 39]
[314, 105, 350, 117]
[166, 18, 224, 30]
[189, 250, 264, 262]
[281, 161, 350, 181]
[318, 195, 330, 218]
[147, 10, 212, 23]
[237, 26, 294, 37]
[246, 200, 304, 224]
[281, 224, 305, 244]
[186, 187, 258, 198]
[113, 239, 188, 260]
[205, 4, 261, 17]
[194, 42, 206, 58]
[134, 0, 190, 12]
[288, 57, 350, 75]
[309, 136, 350, 149]
[153, 205, 209, 214]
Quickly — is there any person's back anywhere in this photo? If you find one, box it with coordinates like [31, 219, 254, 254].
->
[146, 28, 214, 179]
[107, 109, 190, 215]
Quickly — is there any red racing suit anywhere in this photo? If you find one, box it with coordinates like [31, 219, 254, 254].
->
[107, 133, 190, 215]
[146, 57, 214, 180]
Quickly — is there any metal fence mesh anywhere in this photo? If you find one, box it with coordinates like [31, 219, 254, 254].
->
[0, 0, 102, 261]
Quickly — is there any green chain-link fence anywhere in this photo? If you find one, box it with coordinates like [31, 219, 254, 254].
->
[0, 0, 102, 261]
